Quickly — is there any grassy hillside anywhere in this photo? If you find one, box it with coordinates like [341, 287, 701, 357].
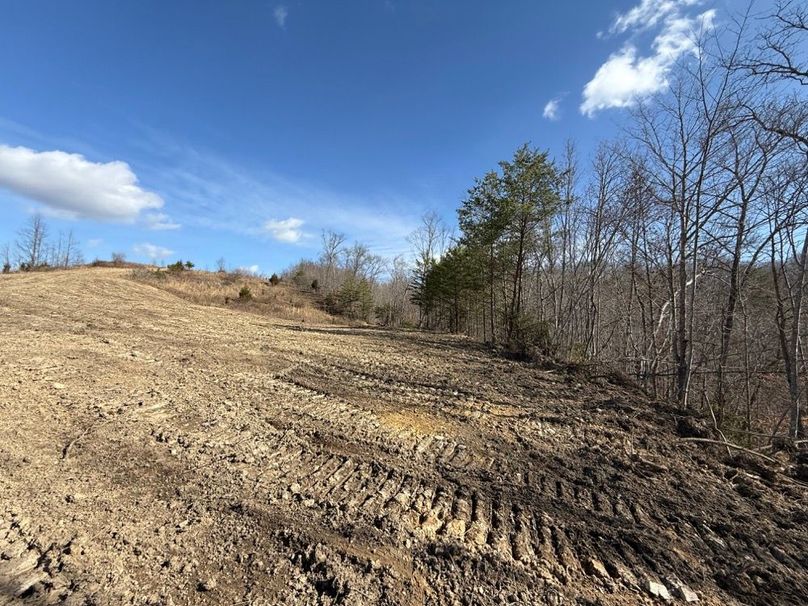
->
[129, 267, 337, 324]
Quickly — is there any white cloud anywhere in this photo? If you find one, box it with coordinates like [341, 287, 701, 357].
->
[543, 98, 561, 121]
[274, 5, 288, 28]
[581, 47, 667, 115]
[133, 242, 174, 261]
[264, 217, 304, 243]
[0, 144, 163, 221]
[581, 1, 715, 117]
[87, 238, 103, 248]
[144, 212, 181, 230]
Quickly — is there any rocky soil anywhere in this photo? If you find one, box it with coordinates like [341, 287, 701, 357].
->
[0, 268, 806, 605]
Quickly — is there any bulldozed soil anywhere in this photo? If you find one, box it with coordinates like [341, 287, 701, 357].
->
[0, 268, 806, 605]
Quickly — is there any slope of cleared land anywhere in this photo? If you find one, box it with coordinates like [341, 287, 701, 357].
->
[0, 269, 805, 606]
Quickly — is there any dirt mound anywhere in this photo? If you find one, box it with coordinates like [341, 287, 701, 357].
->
[0, 269, 805, 605]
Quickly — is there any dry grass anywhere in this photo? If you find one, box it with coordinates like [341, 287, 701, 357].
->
[129, 268, 337, 324]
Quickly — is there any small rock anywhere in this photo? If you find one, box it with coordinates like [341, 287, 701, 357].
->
[770, 546, 789, 564]
[313, 544, 328, 564]
[197, 578, 217, 592]
[543, 588, 563, 605]
[52, 383, 66, 390]
[646, 580, 671, 601]
[672, 583, 699, 602]
[585, 558, 610, 580]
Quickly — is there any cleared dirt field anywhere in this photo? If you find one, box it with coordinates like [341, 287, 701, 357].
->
[0, 268, 806, 605]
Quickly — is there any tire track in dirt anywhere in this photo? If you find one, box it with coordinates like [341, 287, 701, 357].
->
[190, 392, 793, 605]
[0, 513, 75, 605]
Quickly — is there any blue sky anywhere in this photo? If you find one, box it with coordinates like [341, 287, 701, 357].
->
[0, 0, 742, 274]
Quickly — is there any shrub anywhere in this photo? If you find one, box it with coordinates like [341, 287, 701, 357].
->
[19, 262, 50, 272]
[269, 273, 280, 286]
[130, 268, 166, 281]
[2, 262, 10, 274]
[185, 261, 194, 270]
[292, 269, 309, 288]
[566, 342, 587, 364]
[375, 303, 393, 326]
[111, 252, 126, 265]
[238, 286, 253, 301]
[167, 260, 186, 273]
[324, 291, 338, 314]
[509, 315, 554, 358]
[311, 279, 319, 291]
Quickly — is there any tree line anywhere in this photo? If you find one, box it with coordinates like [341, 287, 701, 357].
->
[292, 3, 807, 440]
[286, 232, 411, 324]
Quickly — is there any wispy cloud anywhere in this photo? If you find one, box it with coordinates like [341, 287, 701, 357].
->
[273, 5, 288, 28]
[144, 212, 181, 230]
[264, 217, 304, 243]
[542, 97, 562, 121]
[132, 129, 421, 258]
[609, 0, 696, 35]
[581, 0, 716, 117]
[133, 242, 174, 261]
[0, 144, 163, 221]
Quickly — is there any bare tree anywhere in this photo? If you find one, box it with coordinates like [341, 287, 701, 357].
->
[765, 161, 808, 437]
[409, 211, 451, 328]
[48, 229, 81, 268]
[16, 213, 48, 270]
[409, 211, 449, 268]
[629, 30, 743, 408]
[375, 255, 412, 326]
[545, 141, 580, 349]
[743, 1, 807, 86]
[711, 115, 782, 422]
[580, 143, 626, 357]
[320, 229, 346, 290]
[342, 242, 386, 282]
[739, 1, 808, 152]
